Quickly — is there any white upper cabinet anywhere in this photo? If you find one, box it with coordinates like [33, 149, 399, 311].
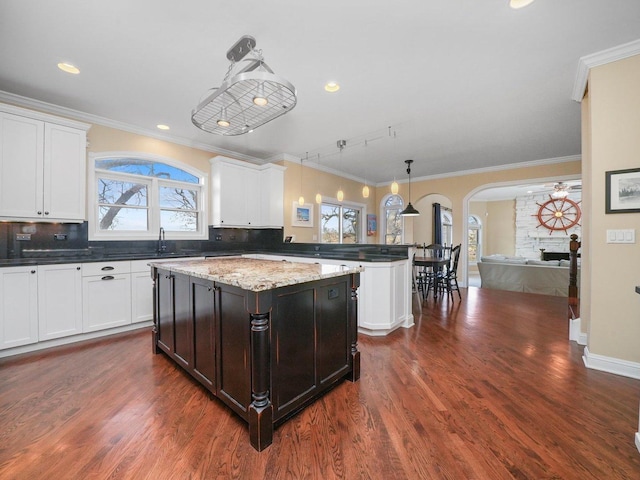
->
[0, 104, 90, 222]
[210, 156, 285, 227]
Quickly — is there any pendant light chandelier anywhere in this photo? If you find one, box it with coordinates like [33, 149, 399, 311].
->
[362, 140, 370, 199]
[298, 156, 306, 206]
[336, 140, 346, 202]
[389, 127, 399, 194]
[400, 159, 420, 216]
[192, 35, 297, 136]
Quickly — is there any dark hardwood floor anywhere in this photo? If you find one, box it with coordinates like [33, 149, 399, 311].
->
[1, 287, 639, 479]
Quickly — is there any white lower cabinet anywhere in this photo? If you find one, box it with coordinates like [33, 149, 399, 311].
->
[38, 263, 83, 341]
[0, 266, 38, 350]
[131, 260, 153, 324]
[82, 261, 131, 332]
[242, 254, 413, 336]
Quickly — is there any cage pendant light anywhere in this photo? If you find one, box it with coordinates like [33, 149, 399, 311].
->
[192, 35, 297, 136]
[400, 159, 420, 216]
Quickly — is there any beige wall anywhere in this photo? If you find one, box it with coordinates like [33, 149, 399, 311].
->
[413, 194, 453, 245]
[583, 54, 640, 364]
[281, 160, 378, 243]
[87, 124, 215, 172]
[374, 160, 581, 248]
[469, 200, 516, 257]
[486, 200, 516, 256]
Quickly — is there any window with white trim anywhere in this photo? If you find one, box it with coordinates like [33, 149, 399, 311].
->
[89, 153, 207, 240]
[468, 215, 482, 263]
[381, 194, 404, 245]
[320, 202, 362, 243]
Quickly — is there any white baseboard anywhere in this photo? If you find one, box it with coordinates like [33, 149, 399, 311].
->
[582, 346, 640, 380]
[568, 317, 587, 345]
[0, 321, 153, 359]
[635, 431, 640, 454]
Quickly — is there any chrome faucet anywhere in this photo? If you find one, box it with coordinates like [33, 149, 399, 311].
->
[158, 227, 166, 253]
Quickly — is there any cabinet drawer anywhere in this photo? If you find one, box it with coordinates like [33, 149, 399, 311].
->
[82, 261, 131, 276]
[130, 259, 152, 273]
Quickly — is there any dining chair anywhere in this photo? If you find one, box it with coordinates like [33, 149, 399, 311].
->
[439, 244, 462, 300]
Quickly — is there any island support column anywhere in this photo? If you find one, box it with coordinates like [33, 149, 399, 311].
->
[248, 311, 273, 451]
[349, 273, 361, 382]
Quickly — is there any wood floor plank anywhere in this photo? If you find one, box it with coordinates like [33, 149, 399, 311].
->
[1, 287, 639, 479]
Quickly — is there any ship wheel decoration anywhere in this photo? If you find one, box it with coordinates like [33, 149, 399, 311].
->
[534, 196, 582, 234]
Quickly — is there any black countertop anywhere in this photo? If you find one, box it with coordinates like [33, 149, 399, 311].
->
[0, 249, 406, 267]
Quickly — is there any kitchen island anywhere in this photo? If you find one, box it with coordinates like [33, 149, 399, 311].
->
[149, 257, 362, 451]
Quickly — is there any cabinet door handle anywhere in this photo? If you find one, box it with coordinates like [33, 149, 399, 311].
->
[101, 275, 115, 281]
[76, 266, 81, 270]
[101, 266, 115, 271]
[31, 270, 36, 274]
[37, 211, 42, 215]
[44, 211, 49, 215]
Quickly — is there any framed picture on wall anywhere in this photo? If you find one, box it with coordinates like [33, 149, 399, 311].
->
[367, 214, 377, 236]
[605, 168, 640, 213]
[292, 202, 314, 227]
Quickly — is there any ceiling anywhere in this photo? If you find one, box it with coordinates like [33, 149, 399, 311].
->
[1, 1, 639, 184]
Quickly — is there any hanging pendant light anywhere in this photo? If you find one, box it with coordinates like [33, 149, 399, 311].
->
[298, 157, 305, 206]
[362, 139, 370, 198]
[391, 180, 399, 195]
[337, 140, 346, 202]
[315, 153, 322, 204]
[400, 159, 420, 216]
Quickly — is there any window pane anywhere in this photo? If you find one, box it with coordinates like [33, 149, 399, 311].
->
[96, 158, 199, 183]
[98, 178, 147, 206]
[98, 206, 147, 231]
[159, 186, 197, 209]
[161, 210, 197, 231]
[342, 208, 359, 243]
[385, 209, 403, 245]
[321, 205, 340, 243]
[385, 195, 403, 207]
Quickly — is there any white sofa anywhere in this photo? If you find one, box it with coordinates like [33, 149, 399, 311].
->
[477, 255, 577, 297]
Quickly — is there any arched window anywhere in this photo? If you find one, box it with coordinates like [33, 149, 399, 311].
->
[89, 152, 207, 240]
[468, 214, 482, 263]
[382, 194, 404, 245]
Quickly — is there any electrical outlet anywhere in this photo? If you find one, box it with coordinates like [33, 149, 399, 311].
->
[16, 233, 31, 241]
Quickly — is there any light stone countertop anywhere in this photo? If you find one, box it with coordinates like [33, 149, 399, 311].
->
[148, 257, 363, 292]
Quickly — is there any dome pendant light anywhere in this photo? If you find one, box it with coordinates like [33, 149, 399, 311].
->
[400, 159, 420, 216]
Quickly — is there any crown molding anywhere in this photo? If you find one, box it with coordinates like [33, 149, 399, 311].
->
[406, 155, 581, 185]
[0, 90, 262, 163]
[572, 39, 640, 102]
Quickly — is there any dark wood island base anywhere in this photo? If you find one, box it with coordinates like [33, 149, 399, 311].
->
[150, 258, 361, 451]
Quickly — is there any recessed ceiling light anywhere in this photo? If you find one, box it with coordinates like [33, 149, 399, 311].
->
[57, 62, 80, 74]
[324, 82, 340, 93]
[509, 0, 535, 9]
[156, 124, 170, 130]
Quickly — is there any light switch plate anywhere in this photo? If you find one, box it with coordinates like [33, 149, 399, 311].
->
[606, 229, 635, 243]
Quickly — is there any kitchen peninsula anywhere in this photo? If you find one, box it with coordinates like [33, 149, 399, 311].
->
[150, 257, 362, 451]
